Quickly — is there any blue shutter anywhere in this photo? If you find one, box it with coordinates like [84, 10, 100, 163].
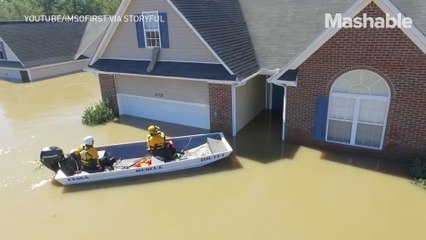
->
[135, 14, 145, 48]
[313, 96, 329, 141]
[159, 12, 169, 48]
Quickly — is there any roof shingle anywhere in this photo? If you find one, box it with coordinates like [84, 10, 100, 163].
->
[170, 0, 260, 79]
[0, 21, 87, 68]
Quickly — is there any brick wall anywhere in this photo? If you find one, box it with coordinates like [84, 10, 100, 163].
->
[99, 74, 119, 116]
[286, 2, 426, 160]
[209, 83, 232, 135]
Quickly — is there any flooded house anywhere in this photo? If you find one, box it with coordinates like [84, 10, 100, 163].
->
[0, 20, 108, 82]
[88, 0, 426, 160]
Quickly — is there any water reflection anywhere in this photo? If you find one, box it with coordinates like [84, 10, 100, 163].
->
[233, 111, 300, 163]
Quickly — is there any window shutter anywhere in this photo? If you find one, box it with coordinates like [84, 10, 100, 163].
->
[313, 96, 329, 141]
[135, 14, 145, 48]
[159, 12, 169, 48]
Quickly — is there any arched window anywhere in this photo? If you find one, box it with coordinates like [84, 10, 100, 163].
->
[327, 70, 390, 149]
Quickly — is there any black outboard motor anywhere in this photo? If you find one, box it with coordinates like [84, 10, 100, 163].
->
[40, 146, 64, 173]
[40, 146, 82, 176]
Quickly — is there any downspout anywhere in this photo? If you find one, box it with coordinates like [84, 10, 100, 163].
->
[232, 80, 249, 136]
[273, 83, 287, 141]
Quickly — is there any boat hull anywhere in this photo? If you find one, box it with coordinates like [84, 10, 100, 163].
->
[53, 132, 232, 185]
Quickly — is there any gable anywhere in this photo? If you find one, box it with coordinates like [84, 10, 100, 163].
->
[270, 0, 426, 83]
[101, 0, 220, 64]
[0, 36, 20, 62]
[170, 0, 260, 79]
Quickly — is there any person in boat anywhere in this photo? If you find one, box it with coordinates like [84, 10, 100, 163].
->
[72, 136, 101, 173]
[147, 125, 176, 161]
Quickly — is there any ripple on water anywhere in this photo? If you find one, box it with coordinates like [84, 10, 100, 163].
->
[31, 179, 51, 190]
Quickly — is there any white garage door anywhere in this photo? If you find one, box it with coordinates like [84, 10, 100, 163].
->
[116, 76, 210, 129]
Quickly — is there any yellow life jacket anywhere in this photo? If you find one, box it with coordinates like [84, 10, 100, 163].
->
[75, 145, 99, 166]
[148, 132, 166, 150]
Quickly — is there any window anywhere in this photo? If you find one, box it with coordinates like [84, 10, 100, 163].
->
[0, 42, 6, 60]
[135, 11, 169, 49]
[326, 70, 390, 149]
[142, 11, 161, 47]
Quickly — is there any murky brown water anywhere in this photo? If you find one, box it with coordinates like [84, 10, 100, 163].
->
[0, 72, 425, 240]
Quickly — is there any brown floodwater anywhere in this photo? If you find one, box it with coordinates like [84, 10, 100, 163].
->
[0, 72, 425, 240]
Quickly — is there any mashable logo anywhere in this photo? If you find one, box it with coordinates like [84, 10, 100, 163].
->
[325, 13, 413, 29]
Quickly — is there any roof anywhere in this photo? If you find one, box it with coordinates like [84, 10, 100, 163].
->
[239, 0, 426, 70]
[269, 0, 426, 83]
[0, 21, 87, 68]
[239, 0, 357, 70]
[89, 59, 236, 81]
[166, 0, 260, 79]
[393, 0, 426, 34]
[75, 19, 110, 58]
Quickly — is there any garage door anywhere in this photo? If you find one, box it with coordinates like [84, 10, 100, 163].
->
[116, 76, 210, 129]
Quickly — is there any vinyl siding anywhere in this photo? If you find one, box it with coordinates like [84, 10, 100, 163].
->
[236, 75, 266, 132]
[28, 59, 90, 81]
[102, 0, 219, 63]
[80, 32, 105, 60]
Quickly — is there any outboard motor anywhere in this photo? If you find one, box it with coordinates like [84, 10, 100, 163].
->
[40, 146, 82, 176]
[40, 146, 64, 173]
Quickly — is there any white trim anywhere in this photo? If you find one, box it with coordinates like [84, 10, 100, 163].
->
[331, 92, 389, 101]
[165, 0, 235, 76]
[258, 68, 280, 76]
[268, 0, 426, 83]
[90, 0, 132, 65]
[271, 82, 288, 141]
[326, 70, 391, 150]
[142, 11, 162, 48]
[85, 67, 236, 85]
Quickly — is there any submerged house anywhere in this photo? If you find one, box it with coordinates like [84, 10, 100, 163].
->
[0, 21, 109, 82]
[89, 0, 426, 160]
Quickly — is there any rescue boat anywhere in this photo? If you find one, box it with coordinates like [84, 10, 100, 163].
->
[40, 132, 233, 185]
